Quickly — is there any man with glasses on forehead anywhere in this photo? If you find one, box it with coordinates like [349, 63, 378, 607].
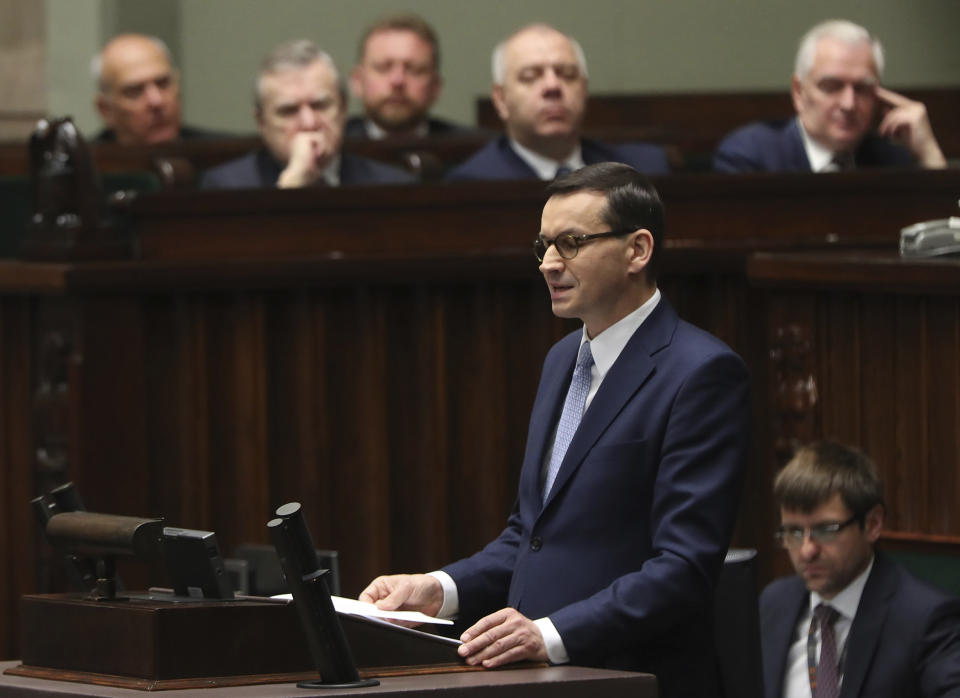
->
[361, 163, 748, 697]
[762, 441, 960, 698]
[714, 19, 946, 172]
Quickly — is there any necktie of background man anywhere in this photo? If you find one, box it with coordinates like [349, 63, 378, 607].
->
[809, 603, 841, 698]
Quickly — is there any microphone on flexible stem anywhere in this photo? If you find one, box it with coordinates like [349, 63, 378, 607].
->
[268, 502, 378, 689]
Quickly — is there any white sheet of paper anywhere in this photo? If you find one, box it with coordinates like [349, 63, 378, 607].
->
[271, 593, 454, 625]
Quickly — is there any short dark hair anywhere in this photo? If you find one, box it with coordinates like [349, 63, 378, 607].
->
[358, 14, 440, 71]
[774, 441, 884, 518]
[546, 162, 665, 281]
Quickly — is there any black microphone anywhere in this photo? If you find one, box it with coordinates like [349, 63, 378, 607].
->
[268, 502, 378, 689]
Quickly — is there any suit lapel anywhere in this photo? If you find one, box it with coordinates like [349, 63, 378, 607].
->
[540, 300, 676, 510]
[785, 120, 813, 172]
[499, 137, 540, 179]
[839, 555, 897, 698]
[764, 580, 809, 698]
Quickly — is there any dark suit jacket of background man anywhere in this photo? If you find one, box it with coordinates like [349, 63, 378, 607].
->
[198, 147, 415, 189]
[445, 135, 670, 180]
[93, 125, 232, 142]
[344, 115, 468, 138]
[713, 118, 913, 173]
[760, 552, 960, 698]
[442, 298, 749, 698]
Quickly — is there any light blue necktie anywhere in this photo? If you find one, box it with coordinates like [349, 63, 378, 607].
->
[543, 341, 594, 501]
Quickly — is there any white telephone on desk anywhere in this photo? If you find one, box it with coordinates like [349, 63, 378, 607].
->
[900, 200, 960, 258]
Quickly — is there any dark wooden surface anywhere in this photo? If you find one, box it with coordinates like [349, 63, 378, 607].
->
[0, 661, 657, 697]
[477, 88, 960, 162]
[0, 133, 492, 183]
[2, 171, 960, 663]
[121, 169, 960, 262]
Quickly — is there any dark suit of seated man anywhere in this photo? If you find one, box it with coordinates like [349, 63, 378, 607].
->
[360, 163, 749, 698]
[762, 441, 960, 698]
[446, 24, 669, 181]
[201, 40, 413, 190]
[715, 19, 946, 173]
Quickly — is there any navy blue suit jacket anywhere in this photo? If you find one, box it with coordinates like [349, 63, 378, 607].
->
[760, 553, 960, 698]
[446, 135, 670, 180]
[443, 298, 749, 698]
[198, 148, 415, 189]
[713, 119, 914, 173]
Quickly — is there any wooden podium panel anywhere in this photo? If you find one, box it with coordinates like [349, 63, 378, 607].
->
[3, 660, 657, 697]
[14, 594, 462, 689]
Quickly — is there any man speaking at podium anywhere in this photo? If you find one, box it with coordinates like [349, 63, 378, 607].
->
[361, 163, 749, 697]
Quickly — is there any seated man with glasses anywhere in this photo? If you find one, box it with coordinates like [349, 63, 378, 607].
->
[360, 163, 748, 697]
[763, 441, 960, 698]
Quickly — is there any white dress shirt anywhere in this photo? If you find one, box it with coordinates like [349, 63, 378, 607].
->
[797, 118, 850, 172]
[783, 556, 874, 698]
[508, 138, 586, 180]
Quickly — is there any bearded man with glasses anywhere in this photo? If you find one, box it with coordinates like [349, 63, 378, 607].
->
[361, 162, 748, 697]
[762, 441, 960, 698]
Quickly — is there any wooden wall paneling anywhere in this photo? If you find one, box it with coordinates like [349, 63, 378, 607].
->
[858, 295, 899, 524]
[203, 293, 271, 549]
[322, 286, 392, 596]
[65, 298, 151, 518]
[33, 300, 74, 502]
[890, 296, 926, 534]
[142, 295, 212, 529]
[380, 284, 451, 575]
[0, 298, 36, 659]
[263, 290, 327, 534]
[817, 294, 862, 445]
[443, 283, 513, 564]
[922, 297, 960, 535]
[732, 284, 777, 558]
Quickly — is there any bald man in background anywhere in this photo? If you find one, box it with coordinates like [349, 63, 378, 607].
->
[92, 33, 226, 144]
[447, 23, 669, 181]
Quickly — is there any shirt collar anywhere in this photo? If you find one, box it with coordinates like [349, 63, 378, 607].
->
[577, 288, 661, 379]
[797, 117, 845, 172]
[508, 138, 585, 180]
[809, 554, 874, 621]
[365, 118, 428, 140]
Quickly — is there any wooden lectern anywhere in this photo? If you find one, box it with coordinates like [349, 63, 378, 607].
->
[8, 593, 464, 690]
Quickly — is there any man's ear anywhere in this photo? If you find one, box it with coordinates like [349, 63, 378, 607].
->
[349, 65, 365, 100]
[627, 228, 654, 275]
[790, 74, 804, 114]
[95, 93, 113, 125]
[491, 84, 508, 122]
[864, 504, 884, 544]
